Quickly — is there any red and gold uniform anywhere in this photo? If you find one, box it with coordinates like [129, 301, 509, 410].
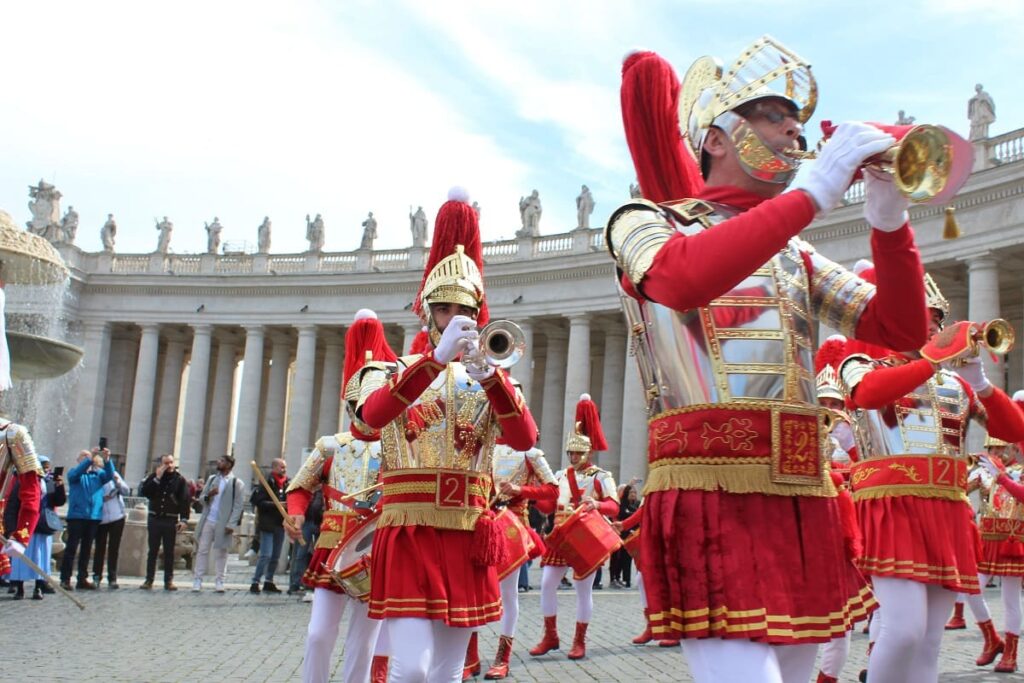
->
[0, 421, 43, 575]
[358, 192, 538, 682]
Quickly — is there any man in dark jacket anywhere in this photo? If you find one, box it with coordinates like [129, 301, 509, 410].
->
[59, 448, 114, 590]
[250, 458, 289, 594]
[139, 453, 190, 590]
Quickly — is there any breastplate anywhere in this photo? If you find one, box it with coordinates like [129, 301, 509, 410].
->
[380, 361, 497, 476]
[623, 209, 817, 416]
[322, 437, 381, 511]
[852, 369, 970, 458]
[555, 467, 604, 510]
[988, 468, 1024, 520]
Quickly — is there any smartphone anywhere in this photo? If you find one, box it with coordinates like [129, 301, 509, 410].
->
[54, 466, 64, 476]
[98, 436, 108, 450]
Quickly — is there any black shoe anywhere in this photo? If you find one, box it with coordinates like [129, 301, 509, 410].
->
[12, 582, 24, 600]
[250, 583, 261, 594]
[164, 583, 178, 591]
[40, 583, 55, 595]
[139, 581, 154, 590]
[287, 586, 303, 595]
[108, 580, 120, 590]
[76, 579, 97, 590]
[31, 586, 43, 600]
[60, 581, 75, 592]
[263, 581, 281, 594]
[594, 584, 604, 590]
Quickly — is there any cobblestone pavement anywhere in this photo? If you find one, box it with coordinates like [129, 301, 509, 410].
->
[1, 558, 1017, 682]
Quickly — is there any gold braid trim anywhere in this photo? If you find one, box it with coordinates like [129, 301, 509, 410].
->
[852, 485, 968, 503]
[646, 462, 836, 498]
[378, 504, 482, 531]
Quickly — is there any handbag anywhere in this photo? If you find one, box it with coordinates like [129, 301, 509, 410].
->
[36, 507, 63, 536]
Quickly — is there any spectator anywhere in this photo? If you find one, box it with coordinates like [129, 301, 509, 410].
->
[59, 448, 114, 591]
[8, 455, 65, 600]
[610, 485, 641, 589]
[250, 458, 289, 594]
[92, 468, 130, 589]
[140, 453, 190, 590]
[288, 487, 322, 596]
[192, 455, 245, 593]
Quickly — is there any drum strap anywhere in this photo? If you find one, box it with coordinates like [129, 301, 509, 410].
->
[323, 484, 358, 511]
[567, 468, 582, 507]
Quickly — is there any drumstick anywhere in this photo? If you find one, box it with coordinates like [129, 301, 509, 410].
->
[339, 482, 383, 502]
[250, 461, 305, 546]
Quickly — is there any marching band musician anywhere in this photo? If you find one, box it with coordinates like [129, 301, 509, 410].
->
[839, 273, 1024, 683]
[530, 394, 619, 662]
[285, 309, 396, 683]
[606, 37, 928, 682]
[972, 435, 1024, 672]
[461, 440, 557, 681]
[356, 189, 538, 683]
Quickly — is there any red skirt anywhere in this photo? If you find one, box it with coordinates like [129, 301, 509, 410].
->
[642, 489, 876, 644]
[368, 526, 501, 627]
[978, 538, 1024, 577]
[301, 546, 344, 594]
[857, 495, 980, 593]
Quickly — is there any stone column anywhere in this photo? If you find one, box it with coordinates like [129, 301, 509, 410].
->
[204, 337, 238, 465]
[125, 324, 161, 485]
[234, 326, 265, 466]
[619, 349, 648, 486]
[151, 335, 186, 456]
[599, 329, 627, 479]
[284, 326, 318, 472]
[401, 322, 423, 355]
[539, 330, 568, 463]
[561, 314, 591, 468]
[967, 253, 1004, 389]
[510, 319, 535, 407]
[71, 321, 112, 454]
[316, 336, 345, 438]
[260, 332, 292, 467]
[177, 325, 213, 478]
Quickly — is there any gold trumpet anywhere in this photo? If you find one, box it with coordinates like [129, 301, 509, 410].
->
[462, 320, 527, 372]
[821, 408, 850, 434]
[947, 319, 1016, 368]
[788, 122, 974, 206]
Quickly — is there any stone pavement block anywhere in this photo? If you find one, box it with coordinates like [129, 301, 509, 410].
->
[1, 558, 1019, 682]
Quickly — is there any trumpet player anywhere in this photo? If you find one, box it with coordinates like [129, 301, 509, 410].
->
[356, 190, 538, 683]
[837, 269, 1024, 683]
[285, 309, 396, 683]
[607, 36, 930, 682]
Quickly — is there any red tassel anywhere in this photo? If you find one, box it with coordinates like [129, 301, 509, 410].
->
[343, 317, 398, 391]
[814, 336, 848, 373]
[471, 509, 508, 567]
[835, 485, 862, 561]
[575, 398, 608, 451]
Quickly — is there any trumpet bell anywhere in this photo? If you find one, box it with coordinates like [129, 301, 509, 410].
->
[480, 320, 526, 369]
[890, 124, 974, 205]
[983, 318, 1015, 356]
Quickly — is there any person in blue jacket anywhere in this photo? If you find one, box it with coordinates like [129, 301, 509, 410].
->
[58, 448, 113, 590]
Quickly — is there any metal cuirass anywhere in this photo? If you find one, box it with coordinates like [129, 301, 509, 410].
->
[323, 435, 381, 511]
[988, 467, 1024, 521]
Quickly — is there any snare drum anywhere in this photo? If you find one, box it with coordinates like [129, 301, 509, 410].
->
[546, 506, 622, 580]
[494, 508, 536, 581]
[326, 514, 378, 601]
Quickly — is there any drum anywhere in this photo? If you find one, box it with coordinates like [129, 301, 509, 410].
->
[326, 514, 378, 601]
[546, 506, 622, 580]
[622, 528, 643, 570]
[494, 508, 536, 581]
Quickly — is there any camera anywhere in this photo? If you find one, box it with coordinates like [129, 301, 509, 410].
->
[98, 436, 108, 450]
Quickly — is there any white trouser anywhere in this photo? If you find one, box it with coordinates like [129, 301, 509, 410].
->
[683, 639, 819, 683]
[498, 571, 520, 637]
[963, 573, 993, 622]
[302, 588, 381, 683]
[374, 618, 390, 656]
[819, 632, 851, 678]
[192, 521, 228, 582]
[539, 565, 594, 622]
[385, 618, 474, 683]
[1003, 576, 1023, 634]
[868, 576, 956, 683]
[869, 608, 882, 644]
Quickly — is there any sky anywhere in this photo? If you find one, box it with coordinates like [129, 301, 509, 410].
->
[1, 0, 1020, 255]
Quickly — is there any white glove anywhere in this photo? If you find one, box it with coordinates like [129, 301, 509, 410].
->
[863, 168, 909, 231]
[954, 355, 991, 393]
[433, 315, 479, 364]
[788, 122, 895, 215]
[2, 537, 25, 557]
[980, 454, 1004, 480]
[466, 362, 495, 383]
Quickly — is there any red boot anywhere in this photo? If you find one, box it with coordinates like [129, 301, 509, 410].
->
[462, 631, 481, 680]
[567, 622, 589, 660]
[995, 632, 1019, 673]
[632, 609, 653, 645]
[977, 620, 1005, 666]
[945, 602, 967, 630]
[484, 635, 513, 680]
[816, 672, 837, 683]
[529, 616, 560, 656]
[658, 638, 681, 647]
[370, 655, 389, 683]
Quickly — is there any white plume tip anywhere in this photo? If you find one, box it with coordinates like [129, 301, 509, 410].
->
[825, 334, 848, 343]
[354, 308, 377, 321]
[579, 393, 592, 402]
[447, 186, 470, 203]
[1013, 390, 1024, 402]
[853, 259, 875, 275]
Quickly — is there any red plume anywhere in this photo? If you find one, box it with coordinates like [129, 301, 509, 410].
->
[412, 192, 488, 326]
[575, 394, 608, 452]
[342, 311, 397, 392]
[815, 335, 848, 373]
[620, 51, 704, 204]
[409, 326, 430, 355]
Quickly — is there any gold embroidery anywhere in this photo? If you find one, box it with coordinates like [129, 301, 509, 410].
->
[701, 418, 756, 451]
[851, 466, 880, 487]
[888, 461, 922, 482]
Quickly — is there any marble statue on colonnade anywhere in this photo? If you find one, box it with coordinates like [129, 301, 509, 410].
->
[306, 213, 325, 252]
[60, 206, 79, 244]
[969, 83, 996, 141]
[896, 110, 916, 126]
[360, 212, 377, 250]
[576, 184, 594, 229]
[257, 216, 271, 253]
[26, 179, 63, 241]
[205, 217, 223, 254]
[629, 182, 642, 199]
[471, 200, 481, 219]
[409, 206, 428, 247]
[517, 189, 542, 237]
[155, 216, 173, 253]
[101, 214, 117, 252]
